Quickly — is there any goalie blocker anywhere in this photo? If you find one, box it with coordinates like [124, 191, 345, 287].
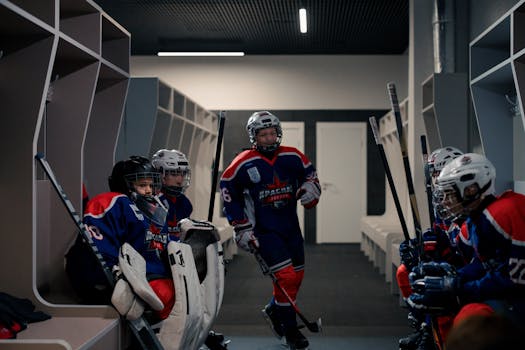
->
[159, 218, 225, 350]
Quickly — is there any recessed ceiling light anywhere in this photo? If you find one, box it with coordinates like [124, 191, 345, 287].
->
[299, 8, 307, 33]
[157, 52, 245, 57]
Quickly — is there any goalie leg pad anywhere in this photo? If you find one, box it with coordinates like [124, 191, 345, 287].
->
[194, 242, 225, 348]
[158, 241, 203, 350]
[119, 243, 164, 311]
[111, 278, 145, 321]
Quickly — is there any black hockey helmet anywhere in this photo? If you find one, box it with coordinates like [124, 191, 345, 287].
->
[108, 156, 161, 195]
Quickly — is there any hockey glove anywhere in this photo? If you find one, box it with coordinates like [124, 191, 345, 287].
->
[406, 292, 458, 314]
[296, 180, 321, 209]
[423, 275, 461, 294]
[233, 221, 259, 253]
[409, 262, 456, 293]
[399, 238, 418, 270]
[422, 227, 453, 260]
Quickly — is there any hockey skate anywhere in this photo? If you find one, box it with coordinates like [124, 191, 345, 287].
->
[414, 323, 437, 350]
[399, 312, 422, 350]
[262, 303, 285, 339]
[203, 330, 230, 350]
[284, 327, 309, 350]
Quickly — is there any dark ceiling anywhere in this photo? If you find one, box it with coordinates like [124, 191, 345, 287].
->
[94, 0, 409, 56]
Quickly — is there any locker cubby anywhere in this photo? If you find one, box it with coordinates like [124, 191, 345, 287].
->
[8, 0, 55, 27]
[101, 12, 130, 72]
[470, 0, 525, 192]
[0, 5, 53, 57]
[1, 0, 130, 348]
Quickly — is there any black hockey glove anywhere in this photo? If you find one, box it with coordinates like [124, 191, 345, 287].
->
[399, 238, 418, 270]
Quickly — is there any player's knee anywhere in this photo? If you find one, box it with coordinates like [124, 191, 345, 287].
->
[149, 278, 176, 320]
[273, 265, 298, 302]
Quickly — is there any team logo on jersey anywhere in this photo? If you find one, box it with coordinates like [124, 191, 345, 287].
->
[259, 174, 294, 208]
[247, 166, 261, 183]
[145, 223, 168, 252]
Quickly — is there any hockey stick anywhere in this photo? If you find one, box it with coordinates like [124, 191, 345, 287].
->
[369, 117, 410, 241]
[208, 111, 226, 222]
[387, 82, 422, 244]
[251, 245, 322, 333]
[420, 135, 436, 226]
[35, 153, 164, 350]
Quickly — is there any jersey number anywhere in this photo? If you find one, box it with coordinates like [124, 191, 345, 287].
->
[221, 188, 232, 202]
[509, 258, 525, 285]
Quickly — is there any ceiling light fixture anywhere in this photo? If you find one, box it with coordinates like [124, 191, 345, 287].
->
[299, 8, 307, 33]
[157, 52, 245, 57]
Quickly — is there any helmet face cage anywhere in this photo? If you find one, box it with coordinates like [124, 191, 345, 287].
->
[246, 111, 283, 152]
[109, 156, 162, 195]
[124, 172, 162, 195]
[435, 153, 496, 219]
[151, 149, 191, 195]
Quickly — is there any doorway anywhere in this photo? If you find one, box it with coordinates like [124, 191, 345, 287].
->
[316, 122, 367, 243]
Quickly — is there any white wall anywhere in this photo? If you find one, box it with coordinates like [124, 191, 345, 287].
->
[130, 55, 408, 110]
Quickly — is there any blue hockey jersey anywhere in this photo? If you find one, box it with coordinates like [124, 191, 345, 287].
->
[159, 192, 193, 240]
[83, 192, 171, 279]
[220, 146, 318, 236]
[458, 191, 525, 301]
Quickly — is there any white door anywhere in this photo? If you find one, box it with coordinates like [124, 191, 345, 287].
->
[316, 122, 366, 243]
[281, 122, 305, 235]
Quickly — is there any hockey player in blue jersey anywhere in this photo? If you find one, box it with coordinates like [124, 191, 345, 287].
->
[65, 156, 175, 321]
[408, 153, 525, 344]
[152, 148, 229, 350]
[152, 149, 193, 239]
[396, 146, 465, 350]
[220, 111, 321, 349]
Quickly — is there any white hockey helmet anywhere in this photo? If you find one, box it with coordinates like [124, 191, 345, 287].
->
[435, 153, 496, 219]
[428, 146, 464, 176]
[151, 149, 191, 195]
[246, 111, 282, 152]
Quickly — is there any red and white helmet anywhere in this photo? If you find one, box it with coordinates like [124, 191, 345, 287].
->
[246, 111, 282, 152]
[151, 149, 191, 195]
[435, 153, 496, 219]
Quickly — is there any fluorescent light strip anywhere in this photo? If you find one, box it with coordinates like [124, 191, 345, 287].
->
[299, 8, 307, 33]
[157, 52, 245, 57]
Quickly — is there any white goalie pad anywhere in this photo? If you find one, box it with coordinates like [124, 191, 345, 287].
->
[118, 243, 164, 311]
[111, 278, 145, 320]
[194, 241, 225, 348]
[159, 241, 203, 350]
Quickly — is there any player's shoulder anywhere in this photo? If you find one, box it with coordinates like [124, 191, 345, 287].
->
[277, 146, 310, 165]
[487, 190, 525, 215]
[222, 149, 261, 179]
[84, 192, 128, 218]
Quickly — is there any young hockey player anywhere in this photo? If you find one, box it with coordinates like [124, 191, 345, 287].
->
[408, 153, 525, 344]
[65, 156, 174, 321]
[396, 146, 464, 350]
[152, 149, 193, 239]
[220, 111, 321, 349]
[152, 148, 228, 350]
